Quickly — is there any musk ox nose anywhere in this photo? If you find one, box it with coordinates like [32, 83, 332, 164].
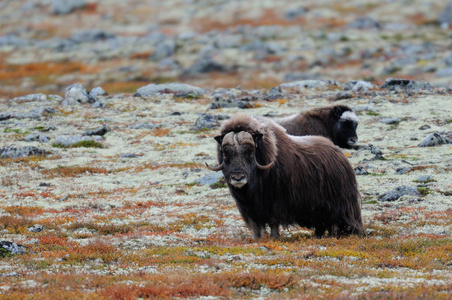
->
[230, 172, 247, 188]
[348, 137, 358, 145]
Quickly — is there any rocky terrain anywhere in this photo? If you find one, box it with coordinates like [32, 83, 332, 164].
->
[1, 0, 452, 98]
[0, 0, 452, 299]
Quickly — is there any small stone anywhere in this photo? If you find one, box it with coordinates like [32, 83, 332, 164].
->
[395, 167, 411, 175]
[85, 125, 111, 136]
[12, 93, 46, 101]
[416, 175, 434, 183]
[435, 67, 452, 78]
[347, 17, 381, 29]
[129, 122, 159, 130]
[380, 78, 433, 90]
[119, 153, 138, 158]
[27, 225, 44, 233]
[439, 1, 452, 25]
[192, 114, 220, 131]
[354, 166, 368, 175]
[0, 241, 27, 256]
[90, 87, 108, 97]
[0, 146, 48, 159]
[195, 171, 224, 186]
[419, 125, 431, 130]
[24, 134, 49, 143]
[61, 84, 97, 105]
[279, 80, 341, 90]
[51, 0, 86, 15]
[380, 118, 401, 124]
[134, 83, 206, 97]
[418, 132, 449, 147]
[343, 81, 377, 92]
[379, 186, 420, 202]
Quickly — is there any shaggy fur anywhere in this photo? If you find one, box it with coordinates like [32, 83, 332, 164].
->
[212, 114, 364, 239]
[275, 105, 359, 149]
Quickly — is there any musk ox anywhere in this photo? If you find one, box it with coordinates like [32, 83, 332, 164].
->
[275, 105, 359, 149]
[207, 114, 363, 239]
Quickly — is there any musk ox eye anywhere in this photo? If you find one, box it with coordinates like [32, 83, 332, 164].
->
[249, 151, 254, 158]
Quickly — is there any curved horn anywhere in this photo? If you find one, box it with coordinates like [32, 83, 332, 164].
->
[205, 161, 224, 171]
[255, 158, 273, 170]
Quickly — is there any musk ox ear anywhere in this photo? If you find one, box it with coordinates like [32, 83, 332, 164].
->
[252, 133, 263, 147]
[214, 135, 224, 145]
[333, 106, 344, 119]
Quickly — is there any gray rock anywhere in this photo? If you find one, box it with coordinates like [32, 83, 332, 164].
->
[119, 153, 138, 158]
[52, 0, 86, 15]
[70, 29, 115, 43]
[279, 80, 341, 90]
[134, 83, 206, 97]
[354, 166, 369, 175]
[418, 132, 449, 147]
[0, 34, 29, 48]
[348, 17, 381, 29]
[283, 7, 308, 21]
[12, 93, 46, 101]
[263, 86, 285, 101]
[416, 175, 434, 183]
[24, 134, 50, 143]
[444, 55, 452, 66]
[24, 107, 57, 119]
[195, 171, 224, 186]
[53, 135, 100, 147]
[0, 146, 48, 159]
[435, 67, 452, 78]
[150, 40, 176, 61]
[360, 144, 384, 160]
[62, 84, 97, 105]
[0, 112, 14, 121]
[0, 241, 27, 256]
[439, 1, 452, 25]
[380, 78, 433, 90]
[396, 167, 411, 175]
[379, 186, 420, 202]
[129, 122, 160, 130]
[209, 88, 258, 109]
[380, 118, 401, 125]
[85, 125, 110, 136]
[192, 114, 220, 131]
[185, 58, 227, 74]
[27, 225, 44, 233]
[344, 81, 377, 92]
[90, 87, 108, 97]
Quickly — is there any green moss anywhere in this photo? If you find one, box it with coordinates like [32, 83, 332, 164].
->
[0, 247, 12, 258]
[4, 128, 29, 134]
[366, 111, 380, 116]
[417, 187, 430, 196]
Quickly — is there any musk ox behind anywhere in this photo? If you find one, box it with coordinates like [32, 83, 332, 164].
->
[207, 114, 364, 240]
[275, 105, 359, 149]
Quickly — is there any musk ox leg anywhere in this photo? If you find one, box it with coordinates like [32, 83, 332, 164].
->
[328, 224, 339, 237]
[314, 225, 326, 238]
[247, 220, 262, 240]
[270, 224, 280, 239]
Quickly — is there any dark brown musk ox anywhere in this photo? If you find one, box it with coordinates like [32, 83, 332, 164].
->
[206, 114, 364, 240]
[275, 105, 359, 149]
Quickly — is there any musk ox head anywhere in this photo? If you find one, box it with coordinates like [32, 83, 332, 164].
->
[206, 115, 277, 189]
[332, 106, 358, 148]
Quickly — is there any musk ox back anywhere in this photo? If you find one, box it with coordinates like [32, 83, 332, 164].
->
[207, 114, 364, 239]
[276, 105, 359, 149]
